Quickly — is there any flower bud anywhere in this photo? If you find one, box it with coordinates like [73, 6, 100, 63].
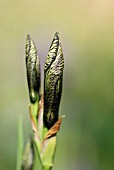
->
[26, 35, 40, 104]
[44, 33, 64, 129]
[21, 135, 34, 170]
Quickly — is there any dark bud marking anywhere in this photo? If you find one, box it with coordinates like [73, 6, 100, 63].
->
[26, 35, 41, 104]
[44, 32, 64, 129]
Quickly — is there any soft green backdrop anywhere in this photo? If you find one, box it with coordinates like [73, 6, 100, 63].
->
[0, 0, 114, 170]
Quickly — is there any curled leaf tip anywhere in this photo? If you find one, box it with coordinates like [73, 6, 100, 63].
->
[26, 35, 41, 104]
[44, 33, 64, 129]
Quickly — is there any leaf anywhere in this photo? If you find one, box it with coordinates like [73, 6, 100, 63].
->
[16, 116, 23, 170]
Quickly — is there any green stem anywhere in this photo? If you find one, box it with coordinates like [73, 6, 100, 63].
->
[30, 102, 38, 126]
[42, 166, 52, 170]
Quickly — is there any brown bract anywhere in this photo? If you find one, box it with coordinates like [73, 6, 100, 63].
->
[43, 115, 65, 142]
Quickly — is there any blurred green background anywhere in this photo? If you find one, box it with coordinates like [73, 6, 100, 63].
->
[0, 0, 114, 170]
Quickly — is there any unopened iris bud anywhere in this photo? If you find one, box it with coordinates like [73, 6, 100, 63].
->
[26, 35, 41, 104]
[44, 32, 64, 129]
[21, 135, 34, 170]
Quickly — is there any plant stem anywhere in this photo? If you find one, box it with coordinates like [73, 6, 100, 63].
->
[30, 102, 38, 126]
[42, 166, 52, 170]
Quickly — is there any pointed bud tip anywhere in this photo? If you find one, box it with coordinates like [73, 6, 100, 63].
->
[55, 32, 59, 36]
[26, 34, 31, 40]
[54, 32, 59, 40]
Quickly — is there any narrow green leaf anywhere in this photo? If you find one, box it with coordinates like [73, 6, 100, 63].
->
[16, 116, 23, 170]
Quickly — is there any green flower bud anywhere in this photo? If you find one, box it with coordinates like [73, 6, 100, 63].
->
[44, 32, 64, 129]
[26, 35, 40, 104]
[21, 135, 34, 170]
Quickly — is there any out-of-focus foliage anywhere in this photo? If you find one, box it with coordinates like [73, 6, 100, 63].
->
[0, 1, 114, 170]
